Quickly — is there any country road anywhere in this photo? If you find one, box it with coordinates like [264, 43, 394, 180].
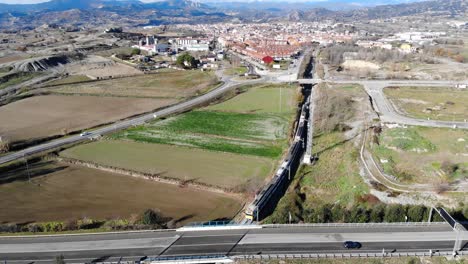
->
[334, 80, 468, 129]
[1, 223, 466, 263]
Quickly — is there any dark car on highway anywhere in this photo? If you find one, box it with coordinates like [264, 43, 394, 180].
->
[343, 241, 361, 249]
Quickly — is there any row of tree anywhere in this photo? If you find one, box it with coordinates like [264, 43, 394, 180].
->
[264, 186, 468, 224]
[0, 209, 171, 234]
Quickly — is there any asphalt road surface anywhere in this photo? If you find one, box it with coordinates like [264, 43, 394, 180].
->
[1, 224, 466, 263]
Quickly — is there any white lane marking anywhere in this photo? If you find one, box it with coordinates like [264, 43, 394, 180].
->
[181, 234, 246, 238]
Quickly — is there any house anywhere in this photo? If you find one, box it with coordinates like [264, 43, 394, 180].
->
[262, 56, 274, 64]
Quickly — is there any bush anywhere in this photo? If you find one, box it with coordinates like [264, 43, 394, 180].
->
[407, 205, 428, 222]
[141, 209, 165, 226]
[131, 48, 141, 55]
[384, 204, 406, 222]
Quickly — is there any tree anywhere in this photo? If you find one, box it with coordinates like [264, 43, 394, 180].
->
[346, 205, 369, 223]
[369, 204, 385, 223]
[331, 204, 344, 222]
[314, 204, 332, 223]
[0, 138, 10, 153]
[176, 52, 197, 69]
[384, 204, 406, 222]
[141, 209, 164, 225]
[131, 48, 141, 56]
[407, 205, 427, 222]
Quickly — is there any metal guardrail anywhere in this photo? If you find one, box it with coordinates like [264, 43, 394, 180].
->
[233, 251, 468, 260]
[263, 222, 449, 228]
[184, 221, 237, 227]
[149, 255, 228, 262]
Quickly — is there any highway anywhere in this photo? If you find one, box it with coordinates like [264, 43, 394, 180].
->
[1, 223, 466, 263]
[0, 76, 262, 166]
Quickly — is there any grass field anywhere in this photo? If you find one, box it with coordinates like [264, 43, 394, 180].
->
[48, 70, 219, 98]
[0, 161, 241, 224]
[0, 72, 42, 90]
[207, 84, 297, 114]
[112, 110, 289, 158]
[372, 126, 468, 184]
[224, 66, 247, 76]
[300, 132, 369, 207]
[0, 95, 176, 142]
[61, 140, 275, 190]
[384, 86, 468, 121]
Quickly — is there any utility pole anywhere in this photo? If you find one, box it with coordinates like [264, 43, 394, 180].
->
[23, 154, 31, 183]
[279, 86, 282, 113]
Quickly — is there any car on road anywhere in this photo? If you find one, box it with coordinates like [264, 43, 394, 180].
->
[80, 132, 92, 137]
[343, 241, 361, 249]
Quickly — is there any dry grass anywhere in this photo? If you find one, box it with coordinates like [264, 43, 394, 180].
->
[0, 95, 176, 142]
[60, 140, 275, 190]
[48, 70, 219, 98]
[372, 126, 468, 184]
[384, 86, 468, 121]
[0, 161, 241, 224]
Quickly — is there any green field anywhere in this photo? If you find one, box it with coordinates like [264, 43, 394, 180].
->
[384, 86, 468, 121]
[224, 66, 248, 76]
[61, 140, 275, 190]
[0, 161, 241, 224]
[301, 132, 369, 207]
[112, 110, 289, 158]
[372, 126, 468, 184]
[0, 72, 42, 90]
[207, 84, 297, 114]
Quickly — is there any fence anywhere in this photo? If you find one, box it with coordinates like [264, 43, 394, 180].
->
[263, 222, 449, 228]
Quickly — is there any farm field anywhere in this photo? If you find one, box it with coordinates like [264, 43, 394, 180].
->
[44, 75, 91, 86]
[0, 95, 176, 142]
[224, 66, 247, 76]
[384, 86, 468, 121]
[0, 161, 241, 224]
[60, 140, 275, 190]
[112, 110, 289, 158]
[47, 70, 219, 98]
[207, 84, 297, 114]
[372, 126, 468, 184]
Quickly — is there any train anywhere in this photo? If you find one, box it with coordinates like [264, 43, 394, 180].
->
[245, 97, 309, 221]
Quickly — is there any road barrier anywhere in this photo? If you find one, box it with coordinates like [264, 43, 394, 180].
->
[263, 222, 449, 228]
[232, 250, 468, 260]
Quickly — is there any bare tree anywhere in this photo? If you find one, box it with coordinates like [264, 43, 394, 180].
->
[0, 137, 10, 153]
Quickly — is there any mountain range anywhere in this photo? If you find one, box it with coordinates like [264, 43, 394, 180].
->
[0, 0, 465, 30]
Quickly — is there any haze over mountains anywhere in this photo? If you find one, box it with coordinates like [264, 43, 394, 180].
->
[0, 0, 465, 29]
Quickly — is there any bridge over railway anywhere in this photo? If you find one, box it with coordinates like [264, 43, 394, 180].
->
[297, 78, 322, 84]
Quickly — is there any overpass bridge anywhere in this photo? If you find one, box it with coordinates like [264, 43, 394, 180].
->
[297, 78, 322, 84]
